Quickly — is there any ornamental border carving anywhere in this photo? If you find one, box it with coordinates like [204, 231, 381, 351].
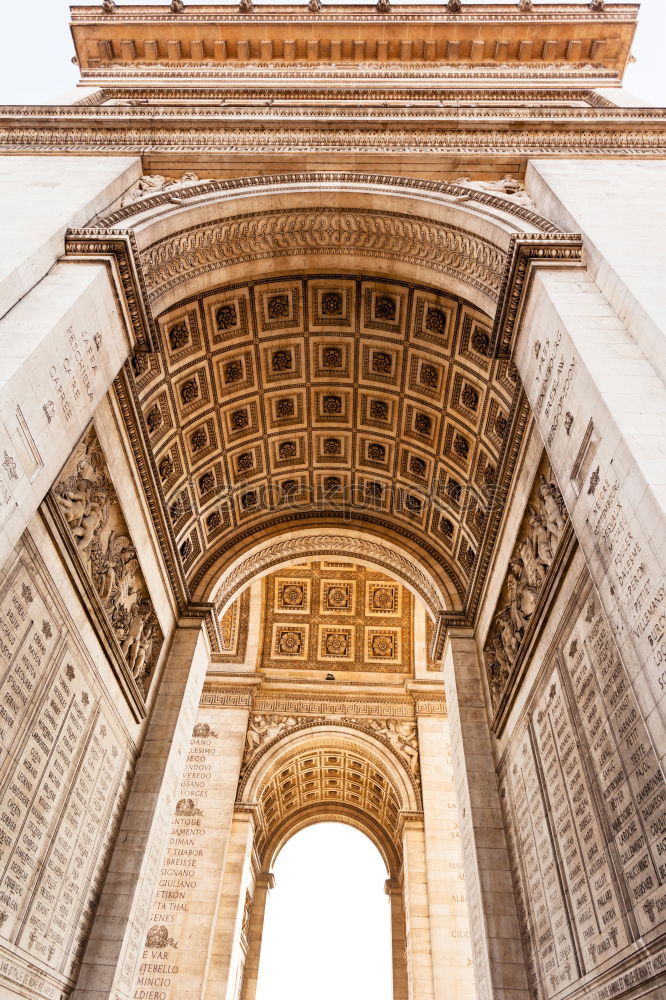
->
[67, 86, 617, 108]
[91, 170, 561, 235]
[72, 6, 639, 24]
[15, 126, 665, 156]
[138, 207, 505, 305]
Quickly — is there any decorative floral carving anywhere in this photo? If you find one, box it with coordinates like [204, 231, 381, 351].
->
[276, 398, 295, 417]
[206, 510, 221, 530]
[322, 395, 342, 414]
[471, 329, 490, 355]
[231, 408, 249, 430]
[323, 438, 341, 455]
[453, 434, 469, 458]
[322, 347, 342, 368]
[425, 307, 447, 335]
[271, 349, 292, 372]
[484, 462, 567, 711]
[321, 291, 341, 314]
[224, 360, 243, 383]
[374, 295, 397, 320]
[372, 351, 393, 373]
[190, 427, 207, 452]
[180, 378, 199, 404]
[370, 399, 388, 420]
[267, 294, 290, 319]
[159, 456, 174, 481]
[168, 321, 189, 351]
[216, 304, 238, 331]
[368, 443, 386, 461]
[53, 427, 162, 691]
[414, 412, 431, 435]
[199, 470, 215, 494]
[461, 384, 479, 410]
[279, 441, 297, 459]
[419, 364, 438, 387]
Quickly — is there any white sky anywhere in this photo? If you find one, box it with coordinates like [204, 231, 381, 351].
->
[0, 0, 665, 104]
[255, 822, 393, 1000]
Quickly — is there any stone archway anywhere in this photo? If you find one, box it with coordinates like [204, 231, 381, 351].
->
[236, 726, 418, 1000]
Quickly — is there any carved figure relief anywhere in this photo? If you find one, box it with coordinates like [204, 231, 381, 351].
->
[483, 456, 568, 713]
[242, 711, 420, 783]
[120, 171, 205, 207]
[53, 426, 163, 694]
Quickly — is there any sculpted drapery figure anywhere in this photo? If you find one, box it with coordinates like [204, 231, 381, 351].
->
[54, 428, 161, 690]
[484, 466, 567, 708]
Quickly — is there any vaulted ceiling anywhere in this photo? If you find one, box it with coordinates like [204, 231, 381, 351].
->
[128, 271, 521, 612]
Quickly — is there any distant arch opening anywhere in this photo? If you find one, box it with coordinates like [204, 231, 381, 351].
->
[255, 823, 393, 1000]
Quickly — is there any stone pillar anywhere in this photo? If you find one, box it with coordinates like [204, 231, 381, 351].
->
[385, 879, 409, 1000]
[401, 813, 435, 1000]
[241, 872, 275, 1000]
[443, 629, 530, 1000]
[417, 710, 476, 1000]
[513, 263, 666, 774]
[73, 620, 210, 1000]
[205, 807, 257, 1000]
[133, 698, 252, 1000]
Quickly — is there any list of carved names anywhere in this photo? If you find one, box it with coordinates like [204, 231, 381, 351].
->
[501, 583, 666, 999]
[0, 546, 131, 995]
[135, 721, 220, 1000]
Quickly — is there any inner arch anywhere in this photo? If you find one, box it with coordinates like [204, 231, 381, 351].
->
[256, 823, 392, 1000]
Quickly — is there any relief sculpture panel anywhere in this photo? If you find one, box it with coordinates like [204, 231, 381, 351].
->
[0, 539, 134, 999]
[51, 425, 163, 715]
[484, 453, 569, 727]
[499, 573, 666, 1000]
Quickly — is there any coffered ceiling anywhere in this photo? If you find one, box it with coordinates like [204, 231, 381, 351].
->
[129, 271, 521, 612]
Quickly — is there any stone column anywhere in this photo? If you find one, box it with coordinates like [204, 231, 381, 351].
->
[401, 813, 435, 1000]
[513, 263, 666, 774]
[241, 871, 275, 1000]
[132, 698, 253, 1000]
[385, 879, 409, 1000]
[443, 629, 530, 1000]
[416, 707, 476, 1000]
[205, 807, 257, 1000]
[73, 619, 210, 1000]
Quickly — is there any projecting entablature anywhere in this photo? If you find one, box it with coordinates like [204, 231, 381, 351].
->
[69, 3, 637, 84]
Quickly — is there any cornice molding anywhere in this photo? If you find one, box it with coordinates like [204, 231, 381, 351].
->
[64, 232, 157, 351]
[5, 124, 663, 157]
[493, 234, 585, 359]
